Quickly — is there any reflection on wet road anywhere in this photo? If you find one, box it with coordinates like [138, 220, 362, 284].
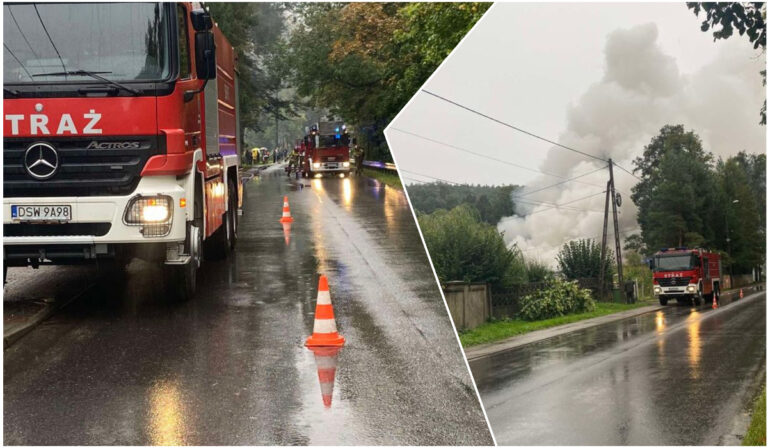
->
[473, 291, 766, 445]
[4, 168, 492, 445]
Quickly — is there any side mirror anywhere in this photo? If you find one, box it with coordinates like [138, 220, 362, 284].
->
[648, 259, 655, 270]
[195, 32, 216, 80]
[190, 9, 213, 32]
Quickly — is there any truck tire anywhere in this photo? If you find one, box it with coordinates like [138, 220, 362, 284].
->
[693, 283, 704, 306]
[226, 177, 237, 251]
[166, 194, 203, 302]
[659, 296, 668, 306]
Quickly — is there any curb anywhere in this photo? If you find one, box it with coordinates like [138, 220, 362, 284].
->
[3, 284, 93, 349]
[464, 304, 663, 362]
[3, 302, 57, 349]
[465, 283, 765, 362]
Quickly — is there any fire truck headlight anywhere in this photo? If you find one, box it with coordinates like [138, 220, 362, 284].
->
[313, 162, 320, 169]
[343, 161, 350, 168]
[687, 285, 696, 293]
[654, 286, 662, 295]
[125, 195, 173, 224]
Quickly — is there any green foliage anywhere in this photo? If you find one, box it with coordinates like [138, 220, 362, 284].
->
[208, 3, 296, 147]
[631, 125, 720, 250]
[460, 301, 646, 347]
[717, 157, 765, 273]
[556, 239, 613, 280]
[525, 258, 553, 283]
[407, 182, 519, 225]
[418, 204, 525, 288]
[286, 3, 490, 160]
[743, 384, 766, 446]
[630, 126, 765, 274]
[688, 2, 766, 124]
[518, 279, 596, 321]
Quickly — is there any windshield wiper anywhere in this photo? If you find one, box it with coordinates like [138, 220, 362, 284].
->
[33, 69, 140, 95]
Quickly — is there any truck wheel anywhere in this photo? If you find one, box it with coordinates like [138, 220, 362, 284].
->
[693, 284, 703, 306]
[226, 177, 237, 251]
[659, 296, 668, 306]
[205, 180, 236, 260]
[166, 197, 202, 302]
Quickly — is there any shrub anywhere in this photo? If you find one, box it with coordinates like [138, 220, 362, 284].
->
[518, 279, 596, 321]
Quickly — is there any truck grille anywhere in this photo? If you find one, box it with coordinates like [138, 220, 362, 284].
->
[4, 136, 162, 197]
[657, 277, 691, 287]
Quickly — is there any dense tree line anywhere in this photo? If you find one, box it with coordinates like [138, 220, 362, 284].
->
[208, 3, 490, 160]
[407, 183, 519, 225]
[630, 124, 765, 274]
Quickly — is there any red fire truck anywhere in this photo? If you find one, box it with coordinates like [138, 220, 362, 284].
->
[301, 121, 352, 178]
[3, 3, 242, 300]
[651, 248, 722, 306]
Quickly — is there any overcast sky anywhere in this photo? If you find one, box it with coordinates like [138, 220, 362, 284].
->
[385, 2, 766, 265]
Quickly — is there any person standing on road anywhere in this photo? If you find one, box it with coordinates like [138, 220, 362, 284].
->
[288, 147, 299, 176]
[353, 144, 365, 176]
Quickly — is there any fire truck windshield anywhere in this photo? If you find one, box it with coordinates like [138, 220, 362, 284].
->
[3, 3, 171, 84]
[654, 254, 695, 272]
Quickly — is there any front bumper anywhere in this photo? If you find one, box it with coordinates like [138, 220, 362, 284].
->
[310, 161, 350, 173]
[4, 176, 187, 246]
[654, 284, 698, 296]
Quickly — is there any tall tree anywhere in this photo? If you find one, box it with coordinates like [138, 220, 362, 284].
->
[287, 3, 490, 160]
[717, 157, 765, 273]
[631, 125, 720, 251]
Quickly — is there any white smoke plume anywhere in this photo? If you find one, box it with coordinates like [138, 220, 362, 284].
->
[499, 23, 766, 267]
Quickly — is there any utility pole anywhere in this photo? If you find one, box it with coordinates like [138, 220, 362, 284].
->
[598, 159, 625, 301]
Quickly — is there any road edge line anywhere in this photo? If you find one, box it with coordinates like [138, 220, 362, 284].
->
[465, 304, 664, 362]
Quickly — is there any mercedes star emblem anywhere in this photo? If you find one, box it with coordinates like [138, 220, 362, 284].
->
[23, 142, 59, 180]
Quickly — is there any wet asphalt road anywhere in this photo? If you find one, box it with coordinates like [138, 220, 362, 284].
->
[4, 166, 492, 445]
[472, 289, 766, 445]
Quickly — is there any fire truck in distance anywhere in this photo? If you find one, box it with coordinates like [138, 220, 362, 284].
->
[301, 121, 352, 178]
[3, 3, 242, 300]
[651, 248, 721, 306]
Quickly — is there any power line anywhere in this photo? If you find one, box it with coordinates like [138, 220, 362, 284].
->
[33, 4, 66, 74]
[613, 161, 642, 181]
[514, 165, 607, 198]
[7, 5, 41, 64]
[3, 44, 33, 80]
[525, 191, 607, 216]
[389, 127, 605, 188]
[401, 168, 606, 214]
[421, 89, 608, 163]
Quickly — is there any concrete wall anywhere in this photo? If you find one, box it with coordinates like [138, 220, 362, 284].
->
[443, 283, 490, 330]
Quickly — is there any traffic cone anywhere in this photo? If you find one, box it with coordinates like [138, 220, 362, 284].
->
[309, 346, 341, 408]
[279, 196, 293, 223]
[712, 294, 718, 309]
[739, 288, 744, 299]
[282, 222, 291, 246]
[305, 275, 345, 347]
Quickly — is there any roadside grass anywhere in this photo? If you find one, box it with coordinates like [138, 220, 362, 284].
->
[743, 384, 766, 446]
[459, 300, 652, 347]
[363, 168, 402, 189]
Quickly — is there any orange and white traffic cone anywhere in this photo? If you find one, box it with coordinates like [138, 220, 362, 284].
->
[309, 346, 341, 408]
[282, 222, 291, 246]
[305, 275, 345, 347]
[279, 196, 293, 223]
[739, 288, 744, 299]
[712, 294, 718, 309]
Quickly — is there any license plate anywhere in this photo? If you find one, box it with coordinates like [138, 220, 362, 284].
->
[327, 163, 338, 169]
[11, 205, 72, 221]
